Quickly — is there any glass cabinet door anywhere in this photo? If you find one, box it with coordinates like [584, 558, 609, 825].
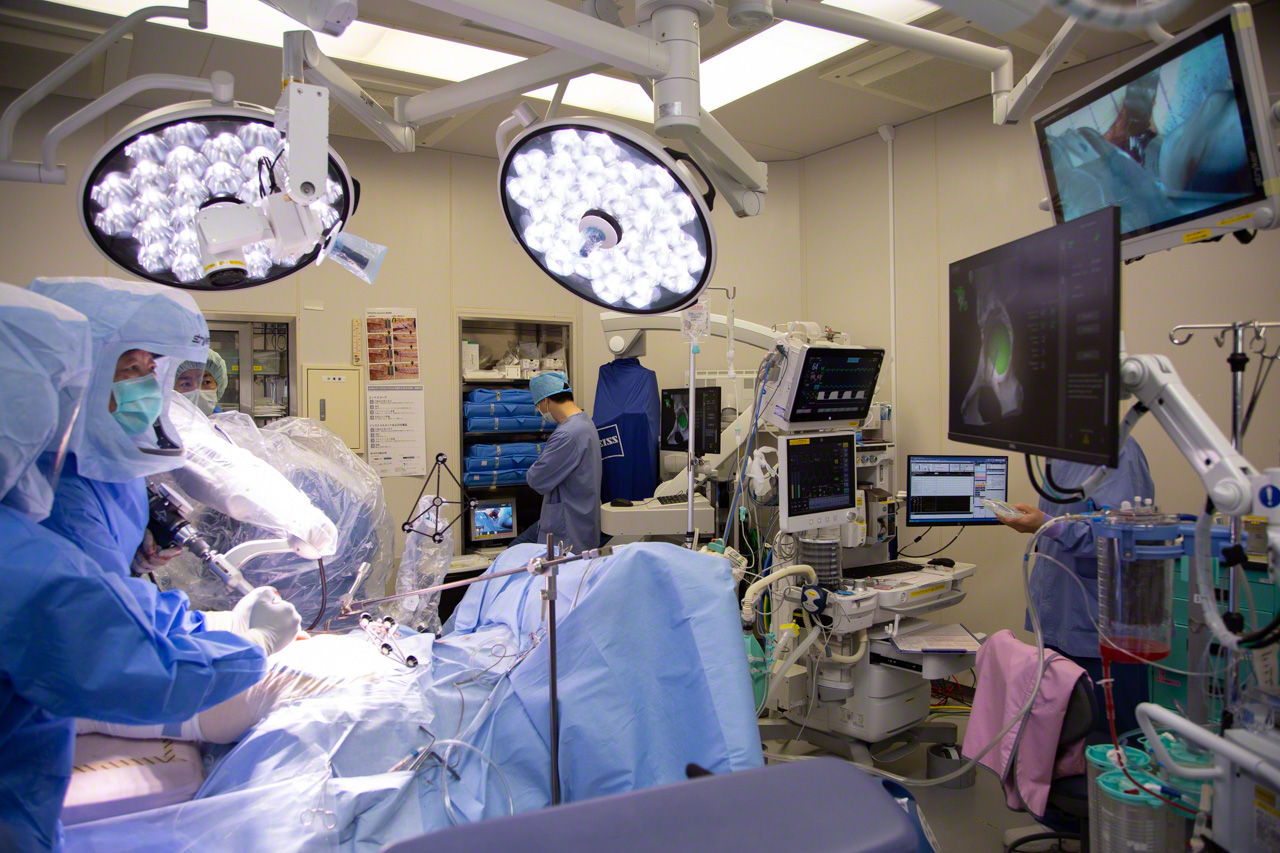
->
[207, 317, 296, 424]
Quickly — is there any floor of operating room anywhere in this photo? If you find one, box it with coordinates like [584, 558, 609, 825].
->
[764, 721, 1042, 853]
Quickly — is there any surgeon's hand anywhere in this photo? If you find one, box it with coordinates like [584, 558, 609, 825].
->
[233, 587, 303, 655]
[998, 503, 1047, 535]
[131, 528, 183, 575]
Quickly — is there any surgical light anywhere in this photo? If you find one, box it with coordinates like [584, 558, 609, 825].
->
[79, 101, 354, 291]
[498, 117, 716, 315]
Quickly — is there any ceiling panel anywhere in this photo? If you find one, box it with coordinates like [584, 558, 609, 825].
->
[0, 0, 1265, 163]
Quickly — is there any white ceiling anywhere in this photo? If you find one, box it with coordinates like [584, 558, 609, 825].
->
[0, 0, 1253, 160]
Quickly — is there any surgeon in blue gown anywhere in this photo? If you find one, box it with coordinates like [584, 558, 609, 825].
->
[0, 284, 269, 852]
[999, 438, 1156, 735]
[509, 372, 602, 552]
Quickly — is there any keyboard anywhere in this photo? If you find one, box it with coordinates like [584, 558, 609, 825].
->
[844, 560, 921, 580]
[655, 493, 689, 505]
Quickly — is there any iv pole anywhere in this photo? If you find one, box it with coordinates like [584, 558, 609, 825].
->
[1169, 319, 1280, 725]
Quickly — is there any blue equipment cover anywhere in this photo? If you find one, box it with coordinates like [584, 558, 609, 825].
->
[64, 543, 763, 852]
[466, 442, 545, 459]
[465, 455, 539, 473]
[464, 471, 528, 487]
[466, 388, 534, 404]
[465, 416, 551, 433]
[387, 757, 919, 853]
[593, 358, 659, 502]
[463, 401, 539, 418]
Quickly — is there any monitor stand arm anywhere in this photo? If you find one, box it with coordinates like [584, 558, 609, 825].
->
[1115, 353, 1256, 515]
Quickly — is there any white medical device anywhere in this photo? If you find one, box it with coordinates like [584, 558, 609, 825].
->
[777, 431, 861, 534]
[760, 325, 885, 434]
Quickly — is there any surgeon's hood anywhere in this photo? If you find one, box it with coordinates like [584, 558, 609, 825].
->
[28, 277, 209, 483]
[0, 283, 93, 520]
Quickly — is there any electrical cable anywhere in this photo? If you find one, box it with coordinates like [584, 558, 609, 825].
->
[1027, 455, 1082, 505]
[1044, 460, 1083, 497]
[899, 528, 963, 558]
[1240, 341, 1276, 439]
[306, 557, 327, 632]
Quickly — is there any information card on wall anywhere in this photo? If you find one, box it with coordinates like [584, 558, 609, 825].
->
[367, 384, 427, 477]
[364, 307, 419, 383]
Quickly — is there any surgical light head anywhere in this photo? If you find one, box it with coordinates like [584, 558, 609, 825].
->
[498, 116, 716, 315]
[78, 100, 355, 290]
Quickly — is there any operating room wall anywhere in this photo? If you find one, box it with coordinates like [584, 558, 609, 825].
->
[799, 2, 1280, 643]
[0, 87, 805, 568]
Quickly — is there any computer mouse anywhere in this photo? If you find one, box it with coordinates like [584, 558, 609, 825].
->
[610, 498, 633, 508]
[928, 557, 956, 567]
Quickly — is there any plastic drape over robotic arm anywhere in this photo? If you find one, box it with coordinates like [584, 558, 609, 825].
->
[391, 493, 455, 634]
[162, 393, 338, 558]
[154, 410, 394, 626]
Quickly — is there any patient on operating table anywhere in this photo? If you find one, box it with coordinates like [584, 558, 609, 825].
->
[77, 634, 400, 744]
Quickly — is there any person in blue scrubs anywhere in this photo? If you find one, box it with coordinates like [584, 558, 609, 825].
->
[999, 438, 1156, 734]
[510, 372, 602, 552]
[0, 284, 270, 852]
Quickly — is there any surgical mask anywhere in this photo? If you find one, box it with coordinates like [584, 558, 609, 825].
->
[111, 374, 164, 437]
[538, 404, 552, 426]
[183, 388, 220, 416]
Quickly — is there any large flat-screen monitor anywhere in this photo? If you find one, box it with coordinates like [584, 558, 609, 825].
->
[948, 207, 1121, 467]
[778, 431, 858, 533]
[472, 498, 516, 542]
[906, 455, 1009, 527]
[661, 385, 721, 455]
[1033, 3, 1280, 260]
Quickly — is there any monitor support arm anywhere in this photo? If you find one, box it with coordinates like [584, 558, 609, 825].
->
[1117, 353, 1257, 515]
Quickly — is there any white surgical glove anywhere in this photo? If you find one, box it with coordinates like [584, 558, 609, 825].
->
[131, 528, 183, 576]
[203, 587, 302, 655]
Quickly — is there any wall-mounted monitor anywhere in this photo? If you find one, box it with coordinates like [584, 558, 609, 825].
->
[1033, 3, 1279, 260]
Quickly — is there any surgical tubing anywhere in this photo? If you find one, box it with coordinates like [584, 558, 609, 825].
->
[1138, 703, 1280, 791]
[741, 564, 816, 624]
[1194, 511, 1242, 652]
[432, 738, 516, 826]
[822, 629, 868, 666]
[760, 624, 822, 715]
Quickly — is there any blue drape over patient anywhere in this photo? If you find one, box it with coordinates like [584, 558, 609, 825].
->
[65, 542, 763, 852]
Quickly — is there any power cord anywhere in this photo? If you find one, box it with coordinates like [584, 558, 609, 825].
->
[900, 527, 963, 558]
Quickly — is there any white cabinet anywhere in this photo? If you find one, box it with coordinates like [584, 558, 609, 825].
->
[304, 365, 364, 452]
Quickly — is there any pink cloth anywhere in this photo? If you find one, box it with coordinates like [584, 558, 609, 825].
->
[962, 629, 1089, 816]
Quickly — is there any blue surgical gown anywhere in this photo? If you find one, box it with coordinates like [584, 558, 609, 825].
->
[524, 412, 602, 552]
[1024, 439, 1155, 658]
[39, 453, 147, 580]
[0, 504, 266, 852]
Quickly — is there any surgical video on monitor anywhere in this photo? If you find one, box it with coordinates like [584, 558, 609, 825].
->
[1037, 25, 1262, 240]
[948, 208, 1120, 467]
[473, 502, 515, 539]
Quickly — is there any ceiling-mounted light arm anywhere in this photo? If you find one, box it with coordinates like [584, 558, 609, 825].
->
[0, 1, 206, 182]
[771, 0, 1014, 119]
[32, 71, 234, 184]
[582, 1, 767, 218]
[283, 30, 416, 153]
[395, 49, 605, 127]
[407, 0, 670, 77]
[994, 16, 1085, 124]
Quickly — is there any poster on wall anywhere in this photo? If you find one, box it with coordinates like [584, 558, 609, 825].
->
[365, 308, 418, 382]
[367, 383, 427, 477]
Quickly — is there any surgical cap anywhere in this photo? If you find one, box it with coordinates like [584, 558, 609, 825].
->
[0, 283, 93, 521]
[28, 277, 209, 483]
[178, 349, 229, 400]
[530, 371, 572, 406]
